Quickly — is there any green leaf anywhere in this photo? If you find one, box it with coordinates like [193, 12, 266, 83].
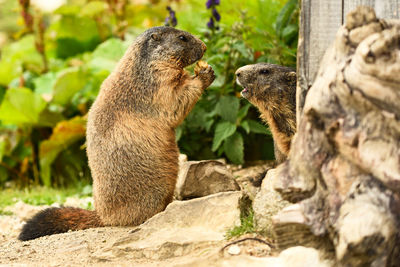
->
[0, 35, 42, 85]
[0, 138, 5, 162]
[52, 68, 87, 105]
[0, 59, 22, 86]
[39, 116, 86, 186]
[34, 72, 57, 101]
[89, 38, 128, 72]
[275, 0, 298, 37]
[247, 120, 270, 135]
[92, 38, 127, 61]
[52, 16, 99, 42]
[232, 41, 253, 60]
[216, 96, 240, 123]
[282, 24, 298, 43]
[49, 16, 101, 58]
[175, 126, 183, 142]
[204, 119, 214, 133]
[212, 121, 236, 152]
[54, 4, 81, 15]
[240, 120, 250, 134]
[224, 132, 244, 164]
[37, 109, 65, 127]
[0, 88, 47, 125]
[0, 126, 20, 159]
[0, 166, 8, 184]
[237, 102, 251, 120]
[81, 1, 107, 17]
[8, 71, 37, 89]
[186, 106, 208, 129]
[81, 184, 93, 196]
[206, 54, 225, 65]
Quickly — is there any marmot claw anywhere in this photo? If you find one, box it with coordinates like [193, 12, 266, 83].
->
[195, 60, 215, 87]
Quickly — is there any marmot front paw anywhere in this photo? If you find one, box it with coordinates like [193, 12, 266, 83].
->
[195, 60, 215, 88]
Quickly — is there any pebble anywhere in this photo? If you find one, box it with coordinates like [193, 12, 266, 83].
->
[227, 245, 241, 255]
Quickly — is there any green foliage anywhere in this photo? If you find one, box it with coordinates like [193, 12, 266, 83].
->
[39, 116, 87, 187]
[0, 184, 92, 212]
[0, 87, 46, 125]
[177, 0, 298, 163]
[226, 209, 256, 239]
[0, 0, 298, 188]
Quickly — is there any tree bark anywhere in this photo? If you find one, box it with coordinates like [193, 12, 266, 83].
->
[272, 6, 400, 266]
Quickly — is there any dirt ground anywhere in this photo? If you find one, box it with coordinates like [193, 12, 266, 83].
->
[0, 206, 274, 267]
[0, 164, 312, 267]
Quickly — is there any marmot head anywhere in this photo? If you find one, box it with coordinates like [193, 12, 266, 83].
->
[136, 26, 207, 68]
[235, 63, 296, 109]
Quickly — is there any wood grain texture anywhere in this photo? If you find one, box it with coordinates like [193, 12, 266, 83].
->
[344, 0, 400, 19]
[297, 0, 400, 122]
[297, 0, 342, 124]
[277, 6, 400, 265]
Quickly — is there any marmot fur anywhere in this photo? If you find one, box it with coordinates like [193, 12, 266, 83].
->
[19, 26, 215, 241]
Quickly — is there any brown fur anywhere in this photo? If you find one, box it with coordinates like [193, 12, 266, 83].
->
[235, 63, 296, 164]
[19, 26, 214, 241]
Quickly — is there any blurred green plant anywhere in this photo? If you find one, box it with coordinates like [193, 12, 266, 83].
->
[0, 0, 298, 188]
[177, 0, 298, 163]
[0, 183, 92, 213]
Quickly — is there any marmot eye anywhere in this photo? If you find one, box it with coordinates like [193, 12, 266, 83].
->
[178, 35, 188, 42]
[259, 69, 270, 75]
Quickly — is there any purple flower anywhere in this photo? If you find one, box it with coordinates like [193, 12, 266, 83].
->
[207, 17, 215, 29]
[206, 0, 220, 9]
[165, 6, 177, 27]
[171, 16, 177, 27]
[212, 8, 220, 21]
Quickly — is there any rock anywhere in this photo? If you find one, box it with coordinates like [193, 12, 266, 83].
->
[179, 245, 333, 267]
[252, 165, 290, 234]
[179, 153, 188, 166]
[4, 201, 59, 221]
[93, 191, 243, 261]
[279, 246, 334, 267]
[63, 196, 93, 209]
[233, 162, 274, 200]
[0, 215, 24, 239]
[227, 245, 241, 255]
[179, 254, 283, 267]
[175, 160, 240, 200]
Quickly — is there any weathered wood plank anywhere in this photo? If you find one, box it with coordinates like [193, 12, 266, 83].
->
[296, 0, 342, 125]
[280, 6, 400, 265]
[297, 0, 400, 123]
[344, 0, 400, 19]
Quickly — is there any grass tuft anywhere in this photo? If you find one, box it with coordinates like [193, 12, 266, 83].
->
[226, 209, 256, 239]
[225, 194, 257, 239]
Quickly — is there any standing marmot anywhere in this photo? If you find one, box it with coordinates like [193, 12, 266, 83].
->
[19, 26, 215, 241]
[235, 63, 296, 164]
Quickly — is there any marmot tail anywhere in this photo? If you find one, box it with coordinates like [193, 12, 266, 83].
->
[18, 207, 103, 241]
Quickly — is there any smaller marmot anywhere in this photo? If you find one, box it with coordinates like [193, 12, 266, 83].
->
[19, 26, 215, 241]
[235, 63, 296, 164]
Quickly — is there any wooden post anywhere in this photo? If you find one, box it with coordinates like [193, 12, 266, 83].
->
[274, 5, 400, 266]
[296, 0, 400, 125]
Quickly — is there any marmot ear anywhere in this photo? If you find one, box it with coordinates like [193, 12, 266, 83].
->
[151, 33, 160, 41]
[286, 71, 296, 81]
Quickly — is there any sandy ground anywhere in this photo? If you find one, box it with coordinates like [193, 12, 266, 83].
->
[0, 164, 278, 266]
[0, 208, 273, 267]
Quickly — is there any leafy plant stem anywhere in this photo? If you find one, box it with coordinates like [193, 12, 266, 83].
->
[35, 13, 48, 73]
